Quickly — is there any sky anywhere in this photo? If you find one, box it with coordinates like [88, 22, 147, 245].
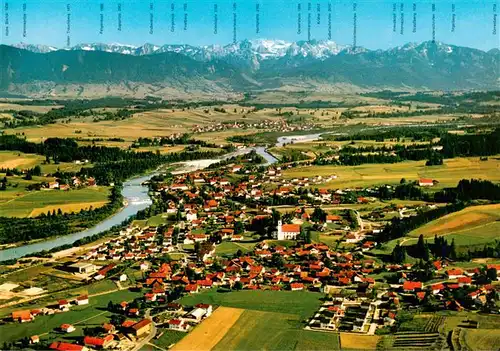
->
[1, 0, 499, 51]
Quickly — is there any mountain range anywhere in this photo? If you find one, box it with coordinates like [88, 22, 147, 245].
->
[1, 40, 498, 99]
[12, 39, 349, 68]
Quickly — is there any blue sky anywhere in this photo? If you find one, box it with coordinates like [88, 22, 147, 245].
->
[2, 0, 499, 51]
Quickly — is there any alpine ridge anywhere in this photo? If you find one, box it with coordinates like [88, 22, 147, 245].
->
[2, 40, 498, 98]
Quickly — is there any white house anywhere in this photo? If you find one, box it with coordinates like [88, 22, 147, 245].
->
[186, 210, 198, 222]
[167, 319, 190, 332]
[345, 233, 362, 243]
[194, 304, 213, 317]
[60, 324, 76, 333]
[419, 178, 434, 187]
[119, 274, 127, 282]
[183, 308, 206, 322]
[75, 295, 89, 305]
[275, 221, 301, 240]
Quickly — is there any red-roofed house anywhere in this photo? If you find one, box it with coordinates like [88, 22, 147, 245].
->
[30, 335, 40, 344]
[185, 284, 199, 294]
[121, 320, 136, 328]
[76, 295, 89, 305]
[58, 300, 70, 310]
[446, 268, 464, 279]
[131, 319, 152, 337]
[458, 276, 472, 286]
[12, 310, 33, 323]
[276, 221, 301, 240]
[83, 335, 114, 349]
[60, 324, 76, 333]
[419, 178, 434, 187]
[167, 319, 190, 332]
[49, 342, 86, 351]
[416, 291, 426, 300]
[326, 215, 341, 223]
[290, 283, 304, 291]
[430, 283, 445, 294]
[402, 281, 422, 292]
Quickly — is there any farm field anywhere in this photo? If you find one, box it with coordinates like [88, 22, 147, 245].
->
[3, 102, 461, 146]
[151, 330, 187, 350]
[0, 289, 143, 344]
[281, 156, 500, 189]
[339, 332, 380, 350]
[461, 328, 500, 351]
[269, 139, 433, 157]
[439, 311, 500, 334]
[178, 289, 341, 351]
[0, 185, 110, 217]
[408, 204, 500, 246]
[4, 106, 276, 143]
[214, 241, 257, 256]
[0, 102, 64, 113]
[179, 289, 323, 320]
[0, 151, 92, 173]
[213, 309, 341, 351]
[134, 145, 187, 154]
[171, 307, 244, 351]
[0, 151, 42, 170]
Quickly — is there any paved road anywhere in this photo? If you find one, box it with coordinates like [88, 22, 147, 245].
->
[0, 286, 120, 309]
[131, 323, 157, 351]
[353, 210, 364, 232]
[130, 309, 156, 351]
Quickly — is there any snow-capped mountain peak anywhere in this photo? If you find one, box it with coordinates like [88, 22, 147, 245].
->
[12, 43, 57, 53]
[12, 39, 350, 66]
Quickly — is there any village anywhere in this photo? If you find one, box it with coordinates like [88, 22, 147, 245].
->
[3, 154, 499, 351]
[190, 117, 318, 135]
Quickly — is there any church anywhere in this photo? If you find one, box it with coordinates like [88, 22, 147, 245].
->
[275, 221, 301, 240]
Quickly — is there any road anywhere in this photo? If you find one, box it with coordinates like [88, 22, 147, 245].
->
[30, 310, 109, 339]
[0, 285, 122, 310]
[353, 210, 364, 232]
[130, 309, 157, 351]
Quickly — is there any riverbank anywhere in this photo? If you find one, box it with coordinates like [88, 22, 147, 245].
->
[0, 145, 279, 261]
[0, 196, 131, 252]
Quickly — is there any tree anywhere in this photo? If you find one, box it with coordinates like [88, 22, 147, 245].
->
[211, 260, 223, 272]
[234, 221, 244, 234]
[271, 253, 285, 269]
[422, 243, 431, 261]
[486, 267, 497, 282]
[233, 281, 243, 290]
[194, 242, 201, 254]
[107, 301, 115, 312]
[417, 234, 425, 252]
[391, 243, 406, 263]
[311, 207, 327, 223]
[110, 314, 126, 326]
[425, 153, 443, 166]
[301, 227, 311, 244]
[186, 266, 196, 281]
[423, 293, 440, 311]
[32, 165, 42, 176]
[450, 239, 457, 260]
[271, 208, 281, 225]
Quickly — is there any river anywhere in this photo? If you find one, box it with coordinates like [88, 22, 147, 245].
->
[0, 146, 279, 261]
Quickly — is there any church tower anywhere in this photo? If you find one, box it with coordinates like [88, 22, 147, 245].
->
[276, 220, 283, 240]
